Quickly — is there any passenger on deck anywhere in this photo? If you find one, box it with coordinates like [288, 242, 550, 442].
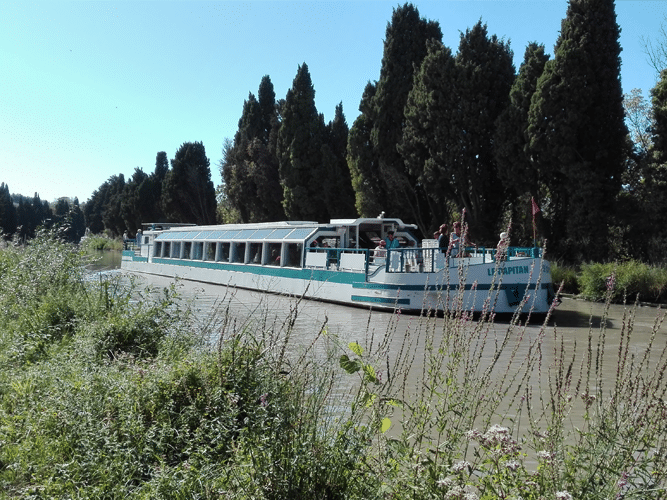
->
[385, 231, 400, 249]
[450, 222, 475, 257]
[373, 240, 387, 263]
[437, 224, 448, 253]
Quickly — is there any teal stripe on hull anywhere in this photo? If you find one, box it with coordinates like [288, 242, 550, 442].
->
[351, 295, 411, 305]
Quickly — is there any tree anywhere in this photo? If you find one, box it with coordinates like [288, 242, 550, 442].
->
[321, 103, 356, 218]
[0, 183, 17, 237]
[400, 21, 515, 242]
[348, 82, 384, 218]
[277, 63, 327, 221]
[222, 76, 283, 222]
[527, 0, 627, 260]
[162, 142, 217, 225]
[348, 2, 441, 229]
[494, 43, 550, 244]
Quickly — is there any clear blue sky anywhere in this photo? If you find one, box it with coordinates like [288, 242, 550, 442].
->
[1, 0, 664, 204]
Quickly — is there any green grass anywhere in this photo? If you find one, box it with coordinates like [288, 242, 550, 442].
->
[0, 233, 666, 498]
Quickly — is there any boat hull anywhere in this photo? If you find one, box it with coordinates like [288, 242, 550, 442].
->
[121, 250, 553, 315]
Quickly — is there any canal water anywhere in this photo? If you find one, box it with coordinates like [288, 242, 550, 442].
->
[109, 259, 667, 449]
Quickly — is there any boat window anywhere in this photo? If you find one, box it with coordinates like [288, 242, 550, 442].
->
[193, 242, 204, 260]
[205, 242, 216, 261]
[217, 242, 230, 262]
[231, 242, 245, 263]
[172, 242, 181, 258]
[284, 243, 303, 267]
[249, 242, 263, 264]
[154, 241, 162, 257]
[163, 242, 171, 258]
[268, 243, 281, 265]
[183, 242, 192, 260]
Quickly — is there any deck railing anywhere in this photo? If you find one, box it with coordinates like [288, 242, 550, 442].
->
[305, 245, 542, 275]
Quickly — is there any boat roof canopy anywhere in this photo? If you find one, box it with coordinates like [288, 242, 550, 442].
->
[150, 217, 417, 243]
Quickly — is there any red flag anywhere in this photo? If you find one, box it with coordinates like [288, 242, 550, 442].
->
[531, 197, 541, 217]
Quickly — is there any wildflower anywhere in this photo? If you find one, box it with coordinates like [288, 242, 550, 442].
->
[617, 471, 629, 488]
[451, 461, 471, 473]
[466, 429, 482, 440]
[505, 459, 521, 471]
[537, 450, 554, 461]
[259, 393, 268, 407]
[436, 477, 455, 489]
[556, 492, 573, 500]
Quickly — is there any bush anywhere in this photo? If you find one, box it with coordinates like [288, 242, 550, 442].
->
[579, 260, 667, 303]
[551, 261, 579, 295]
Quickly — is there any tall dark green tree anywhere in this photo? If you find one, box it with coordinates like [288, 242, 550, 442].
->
[0, 183, 17, 237]
[277, 63, 327, 221]
[222, 76, 283, 222]
[399, 40, 459, 233]
[494, 43, 550, 245]
[101, 175, 127, 237]
[400, 22, 514, 242]
[120, 168, 149, 232]
[348, 82, 384, 218]
[321, 103, 356, 218]
[162, 142, 217, 225]
[348, 2, 441, 228]
[527, 0, 627, 259]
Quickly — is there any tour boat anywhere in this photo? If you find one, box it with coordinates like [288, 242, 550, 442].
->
[121, 217, 555, 315]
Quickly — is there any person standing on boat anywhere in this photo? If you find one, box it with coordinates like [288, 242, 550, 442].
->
[385, 231, 400, 249]
[373, 239, 387, 263]
[450, 222, 475, 257]
[437, 224, 448, 253]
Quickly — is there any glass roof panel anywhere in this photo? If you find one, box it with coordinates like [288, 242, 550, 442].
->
[285, 227, 317, 240]
[267, 228, 293, 239]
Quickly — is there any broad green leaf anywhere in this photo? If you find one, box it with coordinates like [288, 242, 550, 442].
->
[381, 417, 391, 433]
[348, 341, 363, 356]
[339, 354, 361, 374]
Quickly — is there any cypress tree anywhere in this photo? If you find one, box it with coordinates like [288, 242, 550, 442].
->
[527, 0, 627, 259]
[348, 82, 384, 218]
[162, 142, 217, 225]
[400, 22, 514, 242]
[494, 43, 550, 244]
[348, 3, 441, 226]
[321, 103, 356, 218]
[222, 76, 282, 222]
[277, 63, 327, 221]
[399, 39, 459, 233]
[0, 183, 17, 237]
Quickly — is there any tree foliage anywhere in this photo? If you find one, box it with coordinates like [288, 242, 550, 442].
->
[222, 76, 284, 223]
[401, 21, 514, 241]
[162, 142, 217, 225]
[527, 0, 627, 259]
[0, 183, 17, 237]
[348, 2, 441, 230]
[277, 63, 328, 221]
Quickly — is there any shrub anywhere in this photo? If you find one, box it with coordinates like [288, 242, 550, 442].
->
[551, 261, 579, 295]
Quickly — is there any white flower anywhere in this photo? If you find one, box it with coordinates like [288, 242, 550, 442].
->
[450, 460, 471, 473]
[505, 459, 521, 471]
[556, 491, 573, 500]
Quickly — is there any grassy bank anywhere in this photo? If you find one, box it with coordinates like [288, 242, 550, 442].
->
[79, 234, 123, 252]
[552, 260, 667, 304]
[0, 235, 665, 498]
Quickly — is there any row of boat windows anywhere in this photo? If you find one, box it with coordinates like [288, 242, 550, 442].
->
[153, 240, 305, 267]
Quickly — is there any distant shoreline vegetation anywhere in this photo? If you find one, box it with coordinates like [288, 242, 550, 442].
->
[552, 260, 667, 304]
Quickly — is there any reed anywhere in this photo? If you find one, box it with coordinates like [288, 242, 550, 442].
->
[0, 232, 665, 498]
